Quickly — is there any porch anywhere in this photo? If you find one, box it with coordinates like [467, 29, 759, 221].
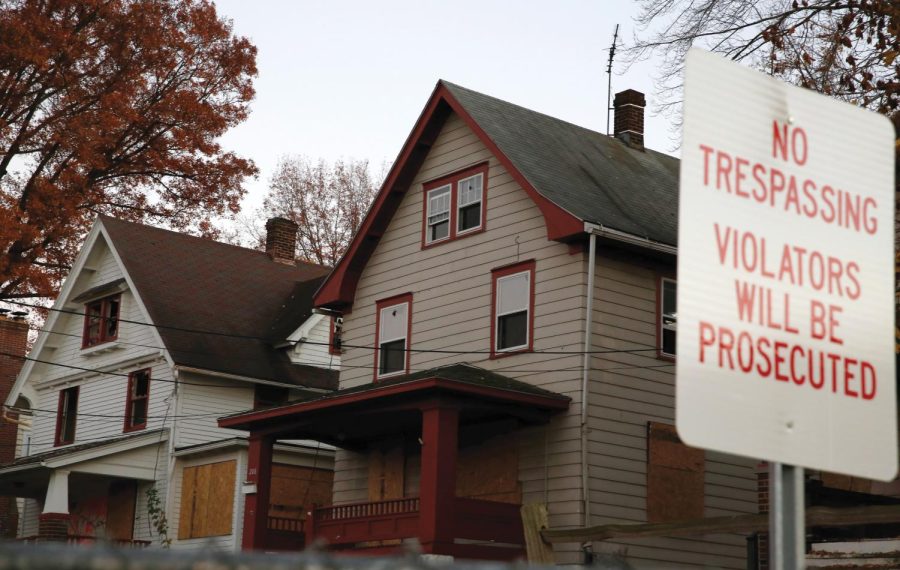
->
[219, 364, 570, 560]
[0, 429, 166, 544]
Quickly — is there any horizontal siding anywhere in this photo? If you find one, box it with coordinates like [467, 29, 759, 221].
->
[173, 373, 255, 449]
[31, 355, 173, 453]
[336, 112, 586, 564]
[588, 250, 757, 568]
[291, 316, 340, 368]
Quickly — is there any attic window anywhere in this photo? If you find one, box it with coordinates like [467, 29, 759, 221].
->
[422, 163, 488, 248]
[82, 294, 120, 348]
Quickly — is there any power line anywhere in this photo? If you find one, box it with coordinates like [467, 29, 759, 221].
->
[8, 298, 666, 356]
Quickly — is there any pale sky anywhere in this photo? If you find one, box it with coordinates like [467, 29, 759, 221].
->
[214, 0, 675, 216]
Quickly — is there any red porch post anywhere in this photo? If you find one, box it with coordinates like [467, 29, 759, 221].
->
[242, 434, 274, 551]
[419, 401, 459, 555]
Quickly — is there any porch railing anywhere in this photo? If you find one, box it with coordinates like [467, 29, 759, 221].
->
[267, 516, 304, 533]
[19, 535, 151, 547]
[317, 497, 420, 521]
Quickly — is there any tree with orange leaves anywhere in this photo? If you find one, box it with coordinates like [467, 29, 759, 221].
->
[0, 0, 258, 301]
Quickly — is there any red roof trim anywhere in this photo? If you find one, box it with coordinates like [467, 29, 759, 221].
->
[218, 376, 569, 431]
[313, 82, 583, 310]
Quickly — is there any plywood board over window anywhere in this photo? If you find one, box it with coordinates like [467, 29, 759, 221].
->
[268, 464, 333, 519]
[647, 422, 704, 523]
[457, 440, 522, 504]
[178, 460, 236, 539]
[368, 445, 405, 501]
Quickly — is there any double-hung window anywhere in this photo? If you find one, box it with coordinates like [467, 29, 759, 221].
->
[82, 294, 120, 348]
[492, 261, 535, 356]
[124, 369, 150, 432]
[55, 386, 79, 446]
[375, 294, 412, 379]
[659, 278, 677, 358]
[422, 163, 488, 247]
[426, 185, 451, 243]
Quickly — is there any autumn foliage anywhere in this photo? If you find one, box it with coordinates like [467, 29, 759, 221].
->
[0, 0, 257, 301]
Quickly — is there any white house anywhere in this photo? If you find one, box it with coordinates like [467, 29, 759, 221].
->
[0, 216, 339, 551]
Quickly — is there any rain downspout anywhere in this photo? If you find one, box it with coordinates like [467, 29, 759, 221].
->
[581, 225, 598, 537]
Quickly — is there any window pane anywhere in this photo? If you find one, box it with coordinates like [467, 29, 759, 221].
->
[380, 303, 408, 342]
[663, 328, 676, 356]
[85, 302, 102, 346]
[380, 339, 405, 375]
[498, 311, 528, 350]
[430, 219, 449, 241]
[133, 372, 150, 397]
[130, 399, 148, 427]
[458, 203, 481, 232]
[458, 174, 482, 206]
[497, 272, 529, 315]
[105, 297, 120, 338]
[59, 388, 78, 443]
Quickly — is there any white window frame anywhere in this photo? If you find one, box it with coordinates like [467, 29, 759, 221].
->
[425, 185, 452, 244]
[495, 270, 531, 353]
[660, 277, 677, 358]
[456, 173, 484, 235]
[377, 300, 409, 378]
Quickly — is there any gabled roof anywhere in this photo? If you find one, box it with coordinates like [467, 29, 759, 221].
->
[99, 217, 337, 390]
[314, 80, 679, 309]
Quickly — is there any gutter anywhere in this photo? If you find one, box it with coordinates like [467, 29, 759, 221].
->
[588, 224, 677, 256]
[173, 365, 332, 393]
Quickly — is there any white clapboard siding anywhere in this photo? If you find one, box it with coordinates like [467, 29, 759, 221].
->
[588, 250, 757, 568]
[336, 112, 587, 564]
[291, 315, 340, 368]
[173, 373, 255, 449]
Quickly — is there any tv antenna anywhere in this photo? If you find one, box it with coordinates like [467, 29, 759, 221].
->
[606, 24, 619, 136]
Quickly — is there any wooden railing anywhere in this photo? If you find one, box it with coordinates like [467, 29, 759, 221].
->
[267, 516, 304, 533]
[316, 497, 420, 521]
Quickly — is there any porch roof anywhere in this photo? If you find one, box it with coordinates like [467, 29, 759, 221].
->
[218, 364, 570, 448]
[0, 429, 167, 498]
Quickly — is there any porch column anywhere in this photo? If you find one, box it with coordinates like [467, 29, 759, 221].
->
[241, 434, 274, 551]
[419, 402, 459, 555]
[39, 469, 70, 541]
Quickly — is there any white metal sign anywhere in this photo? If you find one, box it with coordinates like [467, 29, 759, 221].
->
[677, 49, 898, 481]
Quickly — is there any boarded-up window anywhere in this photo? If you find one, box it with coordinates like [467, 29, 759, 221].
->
[178, 460, 236, 539]
[368, 445, 405, 501]
[647, 422, 704, 523]
[268, 464, 333, 519]
[457, 440, 522, 504]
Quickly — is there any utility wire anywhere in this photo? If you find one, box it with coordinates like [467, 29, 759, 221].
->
[8, 298, 666, 356]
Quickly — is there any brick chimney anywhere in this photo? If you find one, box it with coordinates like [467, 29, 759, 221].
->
[0, 310, 27, 538]
[265, 217, 299, 264]
[613, 89, 646, 149]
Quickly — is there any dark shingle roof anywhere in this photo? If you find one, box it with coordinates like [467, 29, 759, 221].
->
[442, 81, 680, 247]
[239, 363, 570, 416]
[100, 217, 337, 390]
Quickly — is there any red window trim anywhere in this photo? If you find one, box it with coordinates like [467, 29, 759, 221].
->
[54, 386, 79, 447]
[373, 292, 413, 381]
[328, 316, 342, 356]
[656, 275, 677, 362]
[81, 294, 121, 349]
[490, 260, 536, 359]
[420, 162, 489, 249]
[124, 368, 151, 433]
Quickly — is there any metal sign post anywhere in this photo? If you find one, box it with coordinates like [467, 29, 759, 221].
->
[769, 463, 804, 569]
